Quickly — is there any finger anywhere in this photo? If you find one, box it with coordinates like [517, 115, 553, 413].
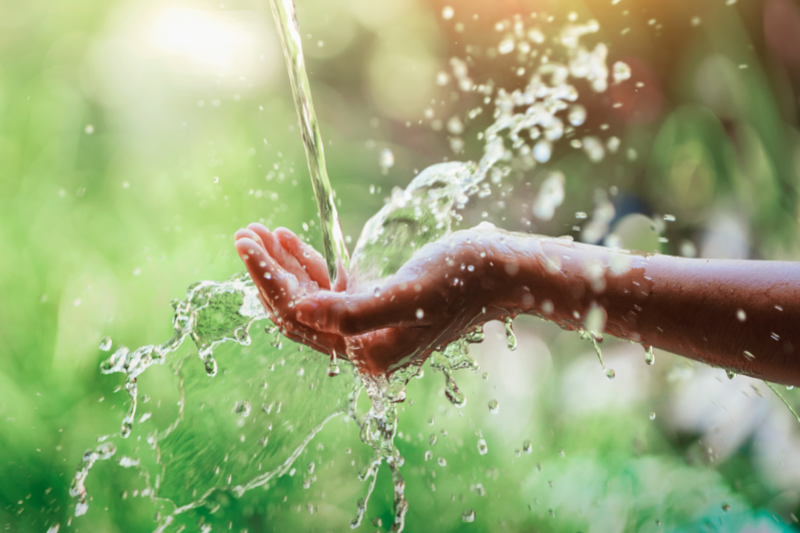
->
[235, 237, 296, 305]
[281, 328, 348, 358]
[248, 223, 310, 284]
[295, 290, 429, 336]
[234, 227, 264, 248]
[274, 227, 331, 290]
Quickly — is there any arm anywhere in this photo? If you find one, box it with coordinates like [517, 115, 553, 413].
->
[505, 232, 800, 385]
[236, 223, 800, 385]
[292, 225, 800, 385]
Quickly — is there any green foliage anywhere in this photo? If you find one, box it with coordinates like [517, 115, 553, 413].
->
[2, 0, 800, 531]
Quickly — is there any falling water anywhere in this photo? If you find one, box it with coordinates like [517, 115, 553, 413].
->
[268, 0, 350, 285]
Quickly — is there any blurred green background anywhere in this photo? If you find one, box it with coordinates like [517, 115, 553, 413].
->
[3, 0, 800, 530]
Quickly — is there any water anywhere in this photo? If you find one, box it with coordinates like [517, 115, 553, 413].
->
[76, 273, 363, 524]
[72, 7, 797, 531]
[72, 9, 627, 527]
[268, 0, 349, 285]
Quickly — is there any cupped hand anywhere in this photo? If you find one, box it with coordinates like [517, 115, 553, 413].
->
[236, 225, 524, 375]
[234, 223, 349, 358]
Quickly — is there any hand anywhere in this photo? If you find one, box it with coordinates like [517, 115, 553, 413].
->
[234, 224, 348, 358]
[235, 225, 514, 375]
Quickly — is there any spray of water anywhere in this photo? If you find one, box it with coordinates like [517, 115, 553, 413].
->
[71, 8, 655, 531]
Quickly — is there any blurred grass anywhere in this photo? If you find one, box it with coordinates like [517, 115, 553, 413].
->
[2, 0, 800, 531]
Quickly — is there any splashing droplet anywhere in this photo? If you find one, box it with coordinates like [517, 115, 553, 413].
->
[612, 61, 631, 83]
[99, 336, 112, 352]
[379, 148, 395, 175]
[503, 317, 517, 351]
[235, 400, 252, 417]
[488, 399, 500, 414]
[477, 438, 488, 455]
[644, 345, 655, 366]
[465, 325, 484, 343]
[518, 441, 531, 456]
[327, 352, 340, 377]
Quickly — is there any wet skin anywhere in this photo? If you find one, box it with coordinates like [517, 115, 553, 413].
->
[235, 223, 800, 385]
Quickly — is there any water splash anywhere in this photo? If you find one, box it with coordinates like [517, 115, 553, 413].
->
[100, 272, 266, 437]
[428, 338, 481, 408]
[75, 9, 627, 529]
[73, 272, 364, 521]
[764, 381, 800, 424]
[69, 443, 117, 517]
[580, 329, 615, 379]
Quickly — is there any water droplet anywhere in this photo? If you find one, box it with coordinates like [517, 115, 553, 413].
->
[465, 326, 484, 343]
[722, 503, 730, 512]
[437, 457, 447, 467]
[488, 399, 499, 414]
[533, 140, 552, 163]
[644, 345, 655, 366]
[477, 438, 488, 455]
[424, 451, 432, 461]
[462, 509, 476, 523]
[327, 352, 340, 377]
[612, 61, 631, 83]
[736, 309, 746, 322]
[416, 308, 425, 319]
[649, 412, 656, 420]
[726, 370, 736, 380]
[498, 37, 515, 55]
[503, 317, 517, 351]
[428, 416, 434, 425]
[606, 368, 616, 379]
[523, 440, 532, 453]
[447, 116, 464, 135]
[379, 148, 395, 175]
[235, 400, 251, 417]
[568, 105, 587, 126]
[429, 434, 438, 446]
[743, 350, 755, 361]
[99, 337, 112, 352]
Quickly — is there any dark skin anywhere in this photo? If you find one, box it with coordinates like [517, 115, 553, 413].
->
[235, 222, 800, 386]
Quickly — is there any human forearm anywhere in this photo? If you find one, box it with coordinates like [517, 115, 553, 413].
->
[494, 233, 800, 385]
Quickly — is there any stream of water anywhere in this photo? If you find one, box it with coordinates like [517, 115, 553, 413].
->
[268, 0, 350, 285]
